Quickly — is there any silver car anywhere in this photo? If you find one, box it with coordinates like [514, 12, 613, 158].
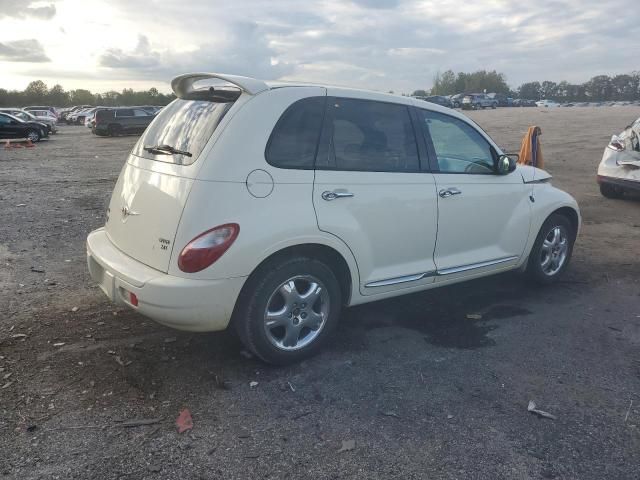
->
[597, 117, 640, 198]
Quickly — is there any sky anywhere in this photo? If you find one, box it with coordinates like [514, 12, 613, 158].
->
[0, 0, 637, 94]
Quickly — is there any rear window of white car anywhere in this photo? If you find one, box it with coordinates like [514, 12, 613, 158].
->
[132, 99, 232, 166]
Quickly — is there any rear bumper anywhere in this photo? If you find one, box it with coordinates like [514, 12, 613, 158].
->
[86, 228, 246, 332]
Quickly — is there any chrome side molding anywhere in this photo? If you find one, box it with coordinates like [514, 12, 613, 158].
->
[436, 256, 519, 276]
[364, 271, 436, 288]
[364, 256, 519, 289]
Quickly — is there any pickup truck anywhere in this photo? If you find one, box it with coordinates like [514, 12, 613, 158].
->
[93, 108, 155, 136]
[461, 94, 498, 110]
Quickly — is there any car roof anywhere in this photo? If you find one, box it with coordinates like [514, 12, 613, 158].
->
[0, 112, 23, 121]
[171, 72, 481, 123]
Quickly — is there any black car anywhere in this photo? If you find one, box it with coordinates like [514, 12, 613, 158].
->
[424, 95, 454, 108]
[0, 112, 49, 142]
[93, 107, 156, 136]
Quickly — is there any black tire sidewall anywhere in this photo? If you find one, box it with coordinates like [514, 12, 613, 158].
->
[236, 257, 342, 365]
[527, 214, 575, 284]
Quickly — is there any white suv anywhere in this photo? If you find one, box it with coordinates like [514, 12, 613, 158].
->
[87, 73, 580, 364]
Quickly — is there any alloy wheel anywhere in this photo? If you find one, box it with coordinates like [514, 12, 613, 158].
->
[540, 225, 569, 276]
[263, 275, 329, 351]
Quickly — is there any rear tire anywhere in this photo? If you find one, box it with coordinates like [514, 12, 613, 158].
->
[234, 256, 342, 365]
[526, 214, 575, 285]
[599, 182, 624, 199]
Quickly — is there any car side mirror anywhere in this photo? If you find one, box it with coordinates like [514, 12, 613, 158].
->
[495, 154, 518, 175]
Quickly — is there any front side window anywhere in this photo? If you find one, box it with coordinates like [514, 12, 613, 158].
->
[116, 109, 133, 118]
[133, 109, 149, 117]
[325, 98, 419, 172]
[417, 109, 495, 174]
[265, 96, 325, 169]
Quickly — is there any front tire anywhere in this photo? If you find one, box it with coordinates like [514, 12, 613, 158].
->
[234, 256, 342, 365]
[26, 129, 41, 142]
[526, 214, 575, 284]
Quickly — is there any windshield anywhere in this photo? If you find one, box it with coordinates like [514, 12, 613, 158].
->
[131, 99, 233, 165]
[15, 112, 32, 121]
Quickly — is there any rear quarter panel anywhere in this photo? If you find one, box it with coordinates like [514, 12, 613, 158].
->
[168, 86, 361, 300]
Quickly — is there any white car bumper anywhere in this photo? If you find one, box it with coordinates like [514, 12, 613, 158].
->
[86, 228, 246, 332]
[597, 147, 640, 192]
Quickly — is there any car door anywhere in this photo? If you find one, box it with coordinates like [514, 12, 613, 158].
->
[0, 114, 17, 138]
[313, 93, 438, 295]
[116, 109, 133, 133]
[414, 108, 531, 279]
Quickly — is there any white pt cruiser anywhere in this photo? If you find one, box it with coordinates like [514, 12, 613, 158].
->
[87, 73, 580, 364]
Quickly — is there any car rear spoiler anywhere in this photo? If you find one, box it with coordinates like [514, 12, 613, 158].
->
[171, 73, 270, 101]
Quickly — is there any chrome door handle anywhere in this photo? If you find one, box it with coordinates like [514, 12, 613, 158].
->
[438, 188, 462, 198]
[322, 190, 354, 201]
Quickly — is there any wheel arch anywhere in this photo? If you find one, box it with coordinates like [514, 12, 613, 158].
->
[551, 206, 580, 237]
[242, 243, 355, 307]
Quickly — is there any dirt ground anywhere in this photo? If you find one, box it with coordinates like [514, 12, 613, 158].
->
[1, 107, 639, 480]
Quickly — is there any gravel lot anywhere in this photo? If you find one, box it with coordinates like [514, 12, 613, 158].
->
[1, 107, 639, 480]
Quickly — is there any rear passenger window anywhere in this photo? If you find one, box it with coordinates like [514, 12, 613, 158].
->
[265, 97, 325, 169]
[133, 109, 149, 116]
[116, 109, 133, 117]
[325, 98, 419, 172]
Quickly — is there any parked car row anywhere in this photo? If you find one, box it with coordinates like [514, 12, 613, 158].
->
[0, 111, 50, 142]
[415, 95, 640, 110]
[0, 107, 58, 134]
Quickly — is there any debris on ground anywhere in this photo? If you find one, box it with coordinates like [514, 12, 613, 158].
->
[71, 307, 78, 312]
[379, 411, 400, 418]
[338, 439, 355, 452]
[30, 267, 45, 273]
[52, 342, 66, 347]
[119, 418, 162, 428]
[249, 381, 259, 388]
[624, 400, 633, 423]
[466, 313, 483, 320]
[164, 337, 177, 343]
[176, 409, 193, 434]
[528, 400, 557, 420]
[114, 356, 131, 367]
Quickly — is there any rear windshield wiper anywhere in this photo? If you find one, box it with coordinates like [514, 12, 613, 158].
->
[143, 144, 192, 157]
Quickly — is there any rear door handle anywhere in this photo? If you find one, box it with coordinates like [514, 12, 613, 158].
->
[439, 188, 462, 198]
[322, 190, 354, 201]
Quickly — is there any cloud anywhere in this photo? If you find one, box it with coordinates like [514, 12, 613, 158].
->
[0, 1, 56, 19]
[97, 24, 293, 81]
[4, 0, 638, 93]
[0, 39, 50, 62]
[98, 35, 160, 69]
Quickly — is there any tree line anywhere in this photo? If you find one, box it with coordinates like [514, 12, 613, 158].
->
[0, 80, 176, 108]
[415, 70, 640, 102]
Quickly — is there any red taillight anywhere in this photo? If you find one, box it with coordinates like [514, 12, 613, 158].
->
[129, 292, 138, 306]
[178, 223, 239, 273]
